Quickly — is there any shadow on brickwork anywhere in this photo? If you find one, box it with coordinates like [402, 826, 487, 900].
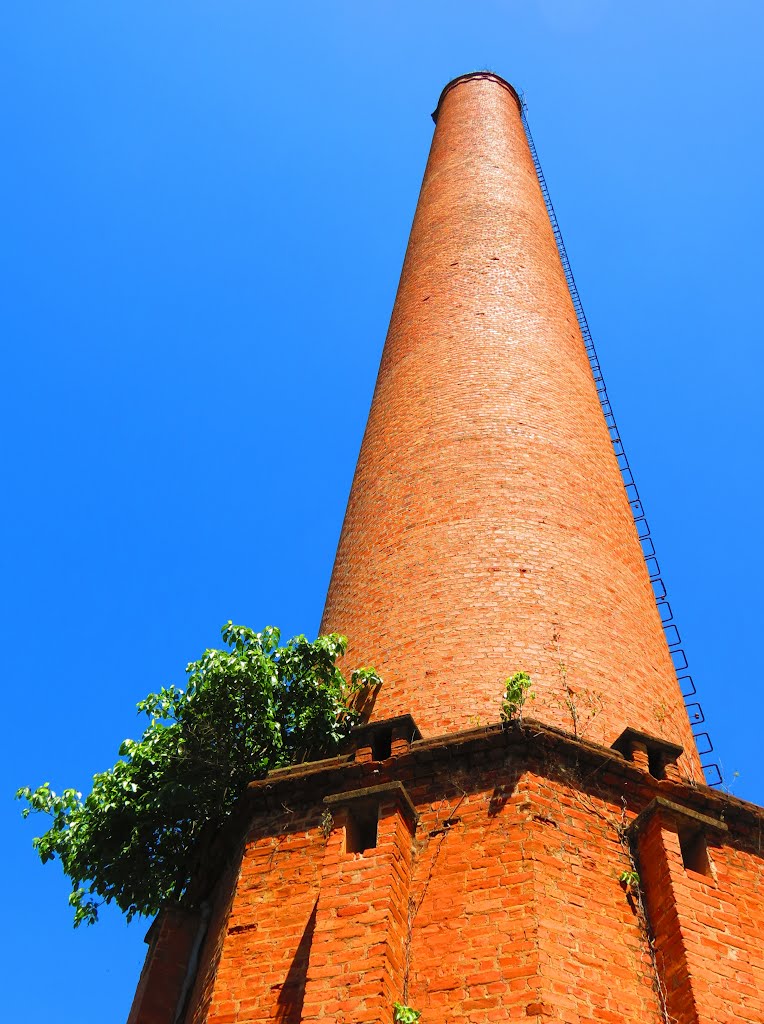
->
[348, 679, 383, 723]
[487, 779, 519, 817]
[275, 900, 318, 1024]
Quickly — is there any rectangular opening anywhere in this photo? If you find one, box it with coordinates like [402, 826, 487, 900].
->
[371, 727, 392, 762]
[679, 829, 712, 877]
[345, 804, 378, 854]
[647, 748, 665, 781]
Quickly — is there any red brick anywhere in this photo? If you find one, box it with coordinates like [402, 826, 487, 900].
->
[127, 71, 764, 1024]
[320, 72, 700, 779]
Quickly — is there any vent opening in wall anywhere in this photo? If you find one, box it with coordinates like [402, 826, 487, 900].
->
[647, 748, 665, 780]
[371, 727, 393, 761]
[345, 803, 378, 854]
[679, 829, 712, 877]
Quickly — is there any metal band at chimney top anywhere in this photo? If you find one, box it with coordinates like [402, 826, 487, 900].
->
[518, 95, 721, 787]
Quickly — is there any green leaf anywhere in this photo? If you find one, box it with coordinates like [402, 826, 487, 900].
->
[17, 622, 379, 926]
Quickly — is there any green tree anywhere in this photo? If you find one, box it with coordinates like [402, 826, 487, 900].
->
[17, 623, 379, 927]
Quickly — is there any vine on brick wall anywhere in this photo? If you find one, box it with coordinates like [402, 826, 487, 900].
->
[614, 804, 675, 1024]
[402, 784, 468, 1012]
[519, 751, 675, 1023]
[564, 775, 675, 1024]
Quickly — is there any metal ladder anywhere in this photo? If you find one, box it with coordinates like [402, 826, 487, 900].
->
[519, 98, 720, 786]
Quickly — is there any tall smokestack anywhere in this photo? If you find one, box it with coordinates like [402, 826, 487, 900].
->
[321, 72, 700, 775]
[131, 76, 764, 1024]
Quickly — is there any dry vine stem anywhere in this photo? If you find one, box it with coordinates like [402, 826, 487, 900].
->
[616, 798, 675, 1024]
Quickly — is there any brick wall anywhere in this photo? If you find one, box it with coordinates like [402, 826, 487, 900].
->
[128, 904, 201, 1024]
[187, 816, 325, 1024]
[406, 767, 662, 1022]
[301, 784, 415, 1022]
[320, 72, 700, 777]
[127, 72, 760, 1024]
[637, 801, 764, 1023]
[176, 722, 762, 1024]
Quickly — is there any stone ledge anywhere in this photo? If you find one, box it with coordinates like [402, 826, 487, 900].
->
[628, 796, 729, 838]
[611, 726, 684, 762]
[243, 716, 764, 850]
[265, 753, 354, 781]
[324, 780, 418, 829]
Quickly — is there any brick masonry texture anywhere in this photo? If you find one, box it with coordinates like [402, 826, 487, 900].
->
[171, 724, 764, 1024]
[637, 806, 764, 1023]
[128, 905, 200, 1024]
[127, 73, 763, 1024]
[320, 73, 701, 776]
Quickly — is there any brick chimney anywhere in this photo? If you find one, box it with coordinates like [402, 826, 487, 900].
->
[130, 74, 764, 1024]
[321, 72, 699, 774]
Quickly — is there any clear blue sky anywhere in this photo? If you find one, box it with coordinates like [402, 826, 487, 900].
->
[3, 2, 762, 1020]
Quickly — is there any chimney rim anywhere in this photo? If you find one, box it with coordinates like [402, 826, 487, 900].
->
[432, 71, 523, 123]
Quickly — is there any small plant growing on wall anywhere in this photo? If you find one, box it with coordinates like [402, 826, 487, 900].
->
[619, 869, 640, 893]
[393, 1003, 422, 1023]
[501, 671, 534, 724]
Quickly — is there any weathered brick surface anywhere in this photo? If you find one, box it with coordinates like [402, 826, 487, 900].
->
[139, 720, 764, 1024]
[637, 813, 701, 1024]
[128, 905, 200, 1024]
[128, 73, 763, 1024]
[301, 794, 413, 1023]
[185, 851, 243, 1024]
[638, 807, 764, 1024]
[405, 763, 662, 1024]
[320, 72, 700, 776]
[189, 817, 325, 1024]
[182, 730, 678, 1024]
